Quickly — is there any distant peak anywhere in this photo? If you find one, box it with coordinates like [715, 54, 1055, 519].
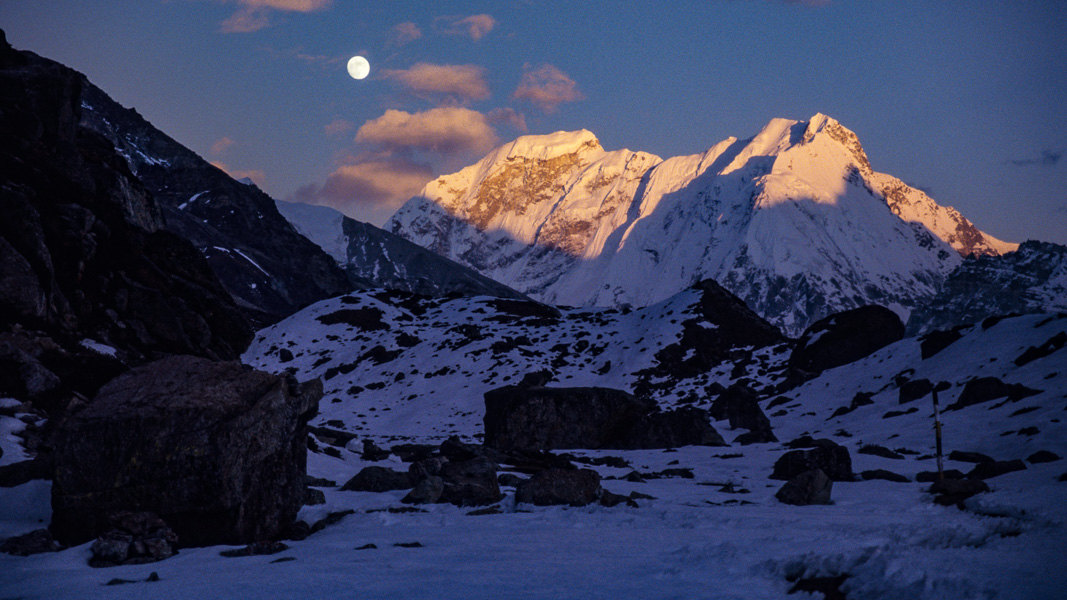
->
[498, 129, 602, 162]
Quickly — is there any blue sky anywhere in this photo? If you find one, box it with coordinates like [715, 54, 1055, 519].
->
[2, 0, 1065, 243]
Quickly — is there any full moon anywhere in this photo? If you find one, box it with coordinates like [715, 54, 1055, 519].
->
[347, 56, 370, 80]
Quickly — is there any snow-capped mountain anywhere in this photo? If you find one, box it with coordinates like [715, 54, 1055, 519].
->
[388, 115, 1015, 335]
[275, 199, 530, 300]
[908, 240, 1067, 334]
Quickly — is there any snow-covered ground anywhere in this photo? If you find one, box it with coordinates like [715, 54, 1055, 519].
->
[2, 309, 1064, 599]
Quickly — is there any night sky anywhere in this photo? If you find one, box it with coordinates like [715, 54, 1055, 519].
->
[3, 1, 1065, 243]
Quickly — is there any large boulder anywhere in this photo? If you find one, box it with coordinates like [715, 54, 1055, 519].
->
[775, 469, 833, 506]
[709, 384, 776, 443]
[437, 457, 501, 507]
[771, 443, 854, 482]
[484, 385, 725, 451]
[790, 305, 904, 374]
[50, 355, 321, 547]
[515, 468, 602, 507]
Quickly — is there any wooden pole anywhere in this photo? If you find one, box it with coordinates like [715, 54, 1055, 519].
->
[932, 385, 945, 482]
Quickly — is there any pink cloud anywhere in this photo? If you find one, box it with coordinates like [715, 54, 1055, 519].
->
[289, 155, 433, 225]
[391, 22, 423, 46]
[380, 63, 490, 102]
[355, 107, 498, 155]
[210, 136, 236, 156]
[324, 118, 355, 137]
[512, 63, 584, 113]
[436, 14, 496, 41]
[487, 107, 528, 133]
[218, 0, 331, 34]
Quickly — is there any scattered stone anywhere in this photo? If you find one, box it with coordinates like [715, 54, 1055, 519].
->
[598, 490, 636, 508]
[898, 378, 933, 404]
[771, 443, 854, 482]
[355, 544, 377, 550]
[409, 456, 448, 480]
[438, 457, 501, 507]
[775, 469, 833, 506]
[466, 506, 503, 516]
[88, 512, 178, 568]
[919, 327, 966, 359]
[947, 450, 995, 464]
[146, 572, 160, 582]
[270, 557, 296, 564]
[0, 456, 52, 488]
[106, 578, 138, 586]
[765, 396, 793, 410]
[1017, 426, 1040, 436]
[310, 510, 355, 534]
[860, 469, 910, 483]
[1027, 450, 1062, 464]
[882, 407, 918, 419]
[930, 479, 990, 506]
[789, 305, 904, 375]
[219, 541, 289, 558]
[307, 476, 338, 488]
[916, 470, 965, 482]
[51, 356, 321, 547]
[788, 574, 849, 600]
[0, 529, 63, 556]
[341, 466, 414, 493]
[858, 444, 904, 460]
[515, 468, 602, 507]
[784, 436, 839, 450]
[967, 460, 1027, 480]
[361, 439, 390, 461]
[709, 384, 777, 443]
[284, 521, 311, 542]
[308, 426, 357, 448]
[393, 542, 423, 548]
[402, 476, 444, 504]
[1015, 331, 1067, 367]
[946, 377, 1042, 411]
[389, 444, 436, 463]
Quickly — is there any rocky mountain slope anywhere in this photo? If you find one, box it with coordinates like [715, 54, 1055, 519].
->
[388, 116, 1015, 335]
[908, 240, 1067, 334]
[76, 81, 352, 326]
[275, 199, 529, 301]
[0, 31, 251, 410]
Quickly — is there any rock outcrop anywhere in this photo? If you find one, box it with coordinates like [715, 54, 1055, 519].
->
[50, 355, 321, 546]
[790, 305, 904, 375]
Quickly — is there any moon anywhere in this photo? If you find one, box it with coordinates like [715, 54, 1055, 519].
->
[347, 56, 370, 80]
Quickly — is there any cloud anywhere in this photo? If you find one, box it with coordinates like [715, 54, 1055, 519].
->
[1008, 149, 1062, 167]
[210, 136, 236, 156]
[355, 107, 499, 155]
[487, 107, 528, 133]
[390, 22, 423, 46]
[512, 63, 584, 113]
[211, 161, 266, 187]
[218, 0, 330, 33]
[288, 155, 433, 225]
[436, 14, 496, 41]
[324, 118, 355, 137]
[380, 63, 490, 102]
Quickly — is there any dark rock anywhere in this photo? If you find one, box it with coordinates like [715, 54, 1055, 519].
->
[930, 479, 990, 506]
[709, 384, 776, 442]
[304, 487, 326, 506]
[598, 489, 635, 508]
[393, 541, 423, 548]
[402, 476, 444, 504]
[308, 426, 356, 448]
[309, 510, 354, 534]
[1015, 331, 1067, 367]
[284, 521, 311, 542]
[438, 457, 501, 507]
[355, 543, 377, 550]
[51, 356, 320, 547]
[784, 436, 840, 450]
[439, 435, 481, 461]
[775, 469, 832, 505]
[967, 460, 1027, 480]
[788, 575, 849, 600]
[620, 407, 729, 449]
[860, 469, 910, 483]
[947, 377, 1042, 411]
[360, 439, 390, 461]
[1027, 450, 1061, 464]
[947, 450, 994, 464]
[789, 305, 904, 374]
[409, 456, 447, 481]
[484, 385, 653, 451]
[918, 327, 966, 359]
[0, 456, 52, 487]
[466, 506, 503, 516]
[389, 443, 436, 462]
[916, 470, 965, 482]
[515, 468, 602, 507]
[0, 528, 62, 556]
[771, 443, 854, 482]
[340, 466, 414, 493]
[306, 476, 337, 488]
[898, 378, 933, 404]
[497, 473, 526, 487]
[219, 541, 289, 558]
[858, 444, 904, 460]
[484, 386, 725, 451]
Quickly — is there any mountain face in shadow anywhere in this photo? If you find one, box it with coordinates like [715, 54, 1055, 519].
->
[388, 116, 1015, 336]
